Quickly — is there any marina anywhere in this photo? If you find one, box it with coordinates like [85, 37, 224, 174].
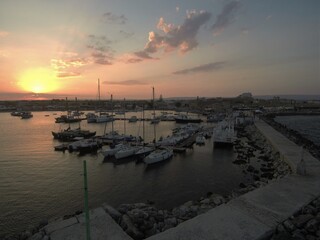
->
[0, 110, 244, 237]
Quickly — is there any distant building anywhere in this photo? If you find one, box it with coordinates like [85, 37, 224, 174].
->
[238, 92, 253, 98]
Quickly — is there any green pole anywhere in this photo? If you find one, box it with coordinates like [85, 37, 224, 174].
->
[83, 160, 91, 240]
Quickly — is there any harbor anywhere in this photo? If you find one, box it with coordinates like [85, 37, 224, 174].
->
[0, 110, 244, 238]
[8, 117, 320, 240]
[1, 92, 320, 239]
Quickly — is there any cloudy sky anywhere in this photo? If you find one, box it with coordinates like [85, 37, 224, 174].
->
[0, 0, 319, 100]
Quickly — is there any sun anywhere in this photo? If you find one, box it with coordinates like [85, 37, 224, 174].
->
[18, 68, 59, 93]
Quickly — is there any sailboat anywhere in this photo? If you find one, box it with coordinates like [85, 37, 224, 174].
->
[135, 105, 154, 157]
[114, 98, 142, 160]
[143, 87, 173, 164]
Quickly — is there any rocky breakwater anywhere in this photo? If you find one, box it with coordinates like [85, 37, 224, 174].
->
[102, 193, 227, 240]
[232, 125, 291, 195]
[263, 114, 320, 160]
[268, 197, 320, 240]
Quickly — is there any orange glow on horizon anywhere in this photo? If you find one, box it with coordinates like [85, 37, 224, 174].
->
[17, 68, 59, 93]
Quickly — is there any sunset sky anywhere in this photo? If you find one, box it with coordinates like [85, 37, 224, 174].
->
[0, 0, 319, 100]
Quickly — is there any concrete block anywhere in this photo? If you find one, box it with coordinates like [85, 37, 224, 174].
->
[76, 207, 106, 223]
[50, 208, 132, 240]
[146, 205, 272, 240]
[44, 217, 78, 234]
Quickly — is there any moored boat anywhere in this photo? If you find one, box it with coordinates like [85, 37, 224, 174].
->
[21, 112, 33, 119]
[144, 148, 173, 165]
[175, 114, 202, 123]
[213, 119, 235, 147]
[52, 128, 96, 141]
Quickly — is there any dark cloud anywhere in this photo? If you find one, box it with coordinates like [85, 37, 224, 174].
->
[103, 80, 147, 85]
[102, 12, 128, 24]
[87, 34, 114, 65]
[119, 30, 134, 38]
[125, 58, 143, 64]
[57, 71, 81, 78]
[172, 61, 226, 75]
[212, 1, 241, 35]
[134, 51, 156, 59]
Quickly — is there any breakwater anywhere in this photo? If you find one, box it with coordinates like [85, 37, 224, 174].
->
[263, 114, 320, 160]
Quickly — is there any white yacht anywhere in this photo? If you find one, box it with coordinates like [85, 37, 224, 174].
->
[213, 119, 235, 147]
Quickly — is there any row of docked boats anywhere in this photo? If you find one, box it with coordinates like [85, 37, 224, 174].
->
[11, 111, 33, 119]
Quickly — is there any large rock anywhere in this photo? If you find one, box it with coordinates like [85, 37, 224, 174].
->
[28, 232, 43, 240]
[283, 220, 295, 232]
[121, 214, 144, 239]
[209, 194, 225, 205]
[118, 204, 134, 214]
[292, 214, 314, 228]
[102, 203, 122, 222]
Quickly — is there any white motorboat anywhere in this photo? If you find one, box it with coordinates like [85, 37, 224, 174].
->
[144, 148, 173, 165]
[86, 112, 97, 123]
[95, 114, 113, 123]
[213, 119, 235, 147]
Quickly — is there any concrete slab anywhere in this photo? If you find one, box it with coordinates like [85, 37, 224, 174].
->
[44, 217, 78, 235]
[229, 175, 320, 228]
[50, 208, 132, 240]
[146, 205, 272, 240]
[76, 207, 106, 223]
[255, 120, 320, 175]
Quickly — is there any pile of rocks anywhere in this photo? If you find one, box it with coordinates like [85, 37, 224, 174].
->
[232, 125, 291, 195]
[269, 197, 320, 240]
[0, 219, 49, 240]
[103, 193, 227, 240]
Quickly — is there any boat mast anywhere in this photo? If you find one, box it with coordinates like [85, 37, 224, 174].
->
[142, 104, 145, 144]
[98, 79, 100, 102]
[111, 94, 114, 133]
[152, 87, 156, 147]
[123, 98, 126, 135]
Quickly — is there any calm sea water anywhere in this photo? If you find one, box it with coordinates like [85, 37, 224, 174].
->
[0, 111, 244, 236]
[275, 115, 320, 146]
